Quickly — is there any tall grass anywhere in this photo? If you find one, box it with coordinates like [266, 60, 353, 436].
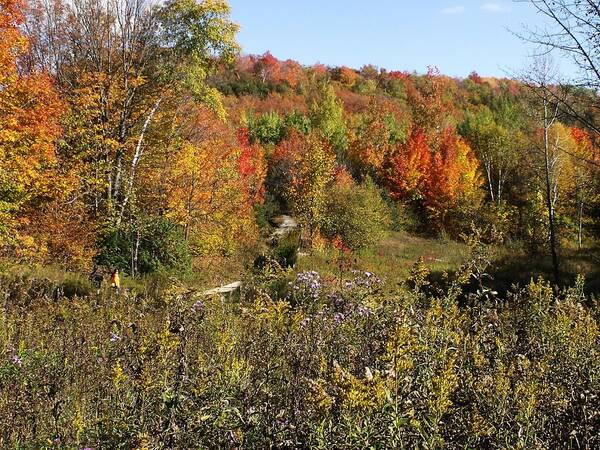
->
[0, 259, 598, 448]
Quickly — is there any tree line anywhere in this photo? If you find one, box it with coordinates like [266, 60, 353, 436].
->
[1, 0, 599, 283]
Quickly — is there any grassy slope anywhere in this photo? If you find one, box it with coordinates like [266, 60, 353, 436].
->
[3, 230, 596, 297]
[297, 231, 470, 285]
[297, 231, 600, 295]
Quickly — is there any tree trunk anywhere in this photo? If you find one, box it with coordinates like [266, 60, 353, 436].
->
[116, 98, 161, 226]
[543, 100, 560, 285]
[132, 228, 141, 277]
[484, 160, 495, 203]
[578, 199, 584, 251]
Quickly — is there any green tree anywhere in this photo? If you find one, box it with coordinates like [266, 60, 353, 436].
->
[249, 111, 285, 145]
[96, 216, 191, 275]
[322, 178, 391, 250]
[460, 106, 518, 205]
[310, 83, 348, 158]
[157, 0, 240, 119]
[284, 110, 312, 135]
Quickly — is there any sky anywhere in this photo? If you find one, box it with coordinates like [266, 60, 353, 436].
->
[227, 0, 569, 78]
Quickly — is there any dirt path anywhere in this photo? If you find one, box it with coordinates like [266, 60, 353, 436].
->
[269, 215, 298, 240]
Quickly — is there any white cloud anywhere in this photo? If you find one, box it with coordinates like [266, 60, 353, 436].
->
[442, 5, 465, 15]
[481, 2, 511, 13]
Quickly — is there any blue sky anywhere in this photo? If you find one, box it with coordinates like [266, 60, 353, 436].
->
[227, 1, 564, 78]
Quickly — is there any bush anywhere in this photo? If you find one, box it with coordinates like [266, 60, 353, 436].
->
[61, 276, 93, 298]
[272, 230, 300, 267]
[381, 189, 422, 232]
[253, 193, 281, 232]
[249, 111, 285, 146]
[321, 178, 391, 250]
[284, 110, 312, 135]
[96, 217, 191, 275]
[0, 265, 93, 304]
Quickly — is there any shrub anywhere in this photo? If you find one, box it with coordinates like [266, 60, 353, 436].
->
[1, 259, 599, 449]
[321, 178, 391, 250]
[284, 110, 311, 135]
[253, 193, 281, 232]
[272, 230, 300, 267]
[0, 266, 93, 304]
[249, 111, 285, 146]
[380, 189, 421, 232]
[96, 217, 191, 275]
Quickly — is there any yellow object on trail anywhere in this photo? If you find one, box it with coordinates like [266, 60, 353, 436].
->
[111, 270, 120, 290]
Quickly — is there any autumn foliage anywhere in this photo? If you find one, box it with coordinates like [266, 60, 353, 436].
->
[425, 130, 482, 227]
[385, 128, 432, 201]
[3, 3, 600, 448]
[0, 0, 92, 264]
[1, 0, 599, 273]
[237, 127, 267, 205]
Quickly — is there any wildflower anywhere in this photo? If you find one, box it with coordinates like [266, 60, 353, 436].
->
[109, 332, 120, 342]
[333, 312, 345, 324]
[329, 292, 344, 309]
[191, 299, 205, 313]
[11, 354, 22, 367]
[357, 304, 372, 317]
[349, 270, 382, 289]
[292, 271, 322, 301]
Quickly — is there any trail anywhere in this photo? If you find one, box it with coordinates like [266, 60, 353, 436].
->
[268, 215, 299, 242]
[201, 215, 298, 297]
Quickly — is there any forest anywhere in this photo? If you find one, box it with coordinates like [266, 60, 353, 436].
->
[1, 0, 600, 448]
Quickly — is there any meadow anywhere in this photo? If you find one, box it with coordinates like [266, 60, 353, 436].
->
[1, 247, 599, 449]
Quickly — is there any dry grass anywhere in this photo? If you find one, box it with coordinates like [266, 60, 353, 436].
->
[297, 231, 471, 286]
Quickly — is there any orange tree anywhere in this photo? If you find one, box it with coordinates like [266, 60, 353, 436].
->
[0, 0, 95, 266]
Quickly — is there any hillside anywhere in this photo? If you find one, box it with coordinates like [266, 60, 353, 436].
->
[2, 0, 600, 447]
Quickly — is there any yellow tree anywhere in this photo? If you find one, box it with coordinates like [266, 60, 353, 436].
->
[140, 106, 258, 258]
[25, 0, 240, 224]
[569, 128, 599, 249]
[286, 133, 336, 243]
[551, 125, 599, 249]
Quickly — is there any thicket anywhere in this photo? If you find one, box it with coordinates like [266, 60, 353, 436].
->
[1, 249, 599, 448]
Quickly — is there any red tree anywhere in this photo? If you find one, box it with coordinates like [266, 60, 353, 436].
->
[237, 127, 266, 205]
[385, 128, 431, 200]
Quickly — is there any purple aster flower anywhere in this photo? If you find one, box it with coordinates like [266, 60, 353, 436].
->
[333, 312, 345, 324]
[292, 271, 322, 301]
[357, 304, 372, 317]
[191, 299, 205, 313]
